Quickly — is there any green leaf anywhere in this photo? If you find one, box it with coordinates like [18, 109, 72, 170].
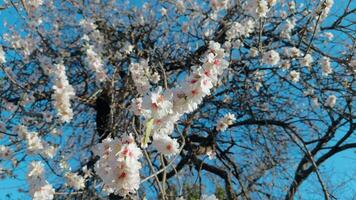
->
[141, 118, 154, 148]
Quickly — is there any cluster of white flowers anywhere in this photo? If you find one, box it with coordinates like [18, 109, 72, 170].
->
[28, 0, 43, 8]
[283, 47, 301, 58]
[0, 145, 13, 159]
[0, 46, 5, 63]
[2, 33, 34, 58]
[122, 41, 134, 55]
[93, 134, 142, 196]
[321, 57, 332, 76]
[152, 134, 180, 156]
[79, 19, 97, 33]
[129, 60, 152, 95]
[175, 0, 186, 14]
[320, 0, 334, 20]
[244, 0, 270, 18]
[65, 172, 85, 190]
[289, 70, 300, 83]
[52, 63, 75, 123]
[16, 125, 57, 158]
[325, 94, 337, 108]
[25, 131, 44, 154]
[280, 18, 296, 40]
[216, 113, 236, 132]
[210, 0, 229, 11]
[323, 32, 334, 40]
[131, 41, 229, 155]
[262, 50, 280, 66]
[226, 19, 255, 41]
[85, 45, 106, 82]
[300, 54, 313, 67]
[27, 161, 55, 200]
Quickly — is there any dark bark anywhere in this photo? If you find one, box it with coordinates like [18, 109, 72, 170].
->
[95, 88, 111, 142]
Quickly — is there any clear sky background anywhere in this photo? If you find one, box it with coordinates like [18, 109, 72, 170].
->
[0, 0, 355, 199]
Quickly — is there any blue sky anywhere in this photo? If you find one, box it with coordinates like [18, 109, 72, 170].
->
[0, 0, 355, 199]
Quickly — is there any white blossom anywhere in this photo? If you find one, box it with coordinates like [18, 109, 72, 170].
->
[85, 45, 106, 82]
[226, 19, 255, 41]
[267, 0, 277, 6]
[249, 47, 259, 57]
[42, 143, 56, 159]
[131, 97, 144, 116]
[0, 145, 13, 159]
[129, 59, 151, 94]
[321, 57, 332, 76]
[152, 134, 180, 156]
[320, 0, 334, 20]
[123, 42, 134, 55]
[262, 50, 280, 66]
[65, 172, 85, 190]
[300, 54, 313, 67]
[160, 7, 167, 16]
[284, 47, 301, 58]
[175, 0, 186, 13]
[151, 72, 161, 84]
[27, 161, 55, 200]
[28, 0, 43, 8]
[289, 70, 300, 82]
[142, 86, 173, 119]
[280, 18, 296, 39]
[324, 32, 334, 40]
[33, 184, 55, 200]
[216, 113, 236, 131]
[325, 95, 336, 108]
[93, 135, 142, 196]
[52, 63, 75, 123]
[26, 132, 44, 154]
[244, 0, 269, 18]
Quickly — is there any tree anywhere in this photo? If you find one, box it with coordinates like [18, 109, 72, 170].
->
[0, 0, 355, 199]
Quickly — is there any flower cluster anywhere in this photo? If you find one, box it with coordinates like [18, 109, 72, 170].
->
[52, 63, 75, 123]
[16, 125, 57, 158]
[321, 57, 332, 76]
[0, 145, 13, 159]
[131, 41, 229, 155]
[85, 45, 106, 82]
[216, 113, 236, 132]
[280, 18, 296, 40]
[210, 0, 229, 11]
[28, 0, 43, 8]
[262, 50, 280, 66]
[300, 54, 313, 68]
[93, 134, 142, 196]
[27, 161, 55, 200]
[289, 70, 300, 83]
[325, 95, 337, 108]
[129, 59, 152, 95]
[226, 19, 255, 41]
[152, 134, 180, 156]
[25, 131, 44, 154]
[65, 172, 85, 190]
[320, 0, 334, 20]
[283, 47, 301, 58]
[244, 0, 270, 18]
